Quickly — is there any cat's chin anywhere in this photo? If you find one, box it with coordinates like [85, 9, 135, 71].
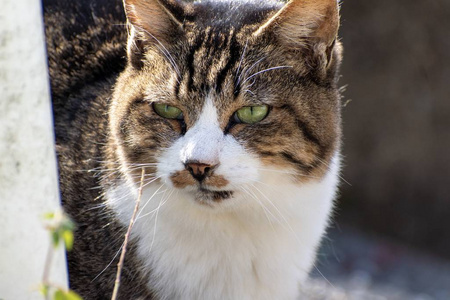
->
[191, 188, 234, 205]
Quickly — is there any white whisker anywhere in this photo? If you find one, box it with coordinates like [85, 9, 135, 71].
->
[148, 189, 173, 253]
[136, 185, 167, 219]
[137, 26, 181, 82]
[250, 183, 301, 243]
[316, 157, 351, 186]
[135, 183, 166, 220]
[233, 38, 249, 88]
[242, 65, 293, 86]
[236, 56, 266, 87]
[91, 241, 124, 282]
[239, 185, 277, 230]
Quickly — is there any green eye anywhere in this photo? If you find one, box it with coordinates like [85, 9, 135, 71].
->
[235, 105, 269, 124]
[153, 103, 183, 119]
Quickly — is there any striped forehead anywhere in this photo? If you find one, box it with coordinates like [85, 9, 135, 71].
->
[176, 28, 240, 97]
[170, 3, 282, 128]
[174, 29, 245, 126]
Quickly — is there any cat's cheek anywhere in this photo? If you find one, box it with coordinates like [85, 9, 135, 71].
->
[155, 137, 187, 188]
[214, 135, 262, 187]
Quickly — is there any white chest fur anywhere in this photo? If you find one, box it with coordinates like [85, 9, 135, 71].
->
[106, 154, 339, 300]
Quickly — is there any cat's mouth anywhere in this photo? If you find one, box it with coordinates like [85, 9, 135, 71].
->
[194, 188, 234, 203]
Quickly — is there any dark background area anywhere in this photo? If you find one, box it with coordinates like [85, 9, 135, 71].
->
[337, 0, 450, 258]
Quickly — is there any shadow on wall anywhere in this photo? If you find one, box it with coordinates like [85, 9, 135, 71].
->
[338, 0, 450, 257]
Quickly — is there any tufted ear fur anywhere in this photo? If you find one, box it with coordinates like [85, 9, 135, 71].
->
[123, 0, 187, 68]
[254, 0, 340, 68]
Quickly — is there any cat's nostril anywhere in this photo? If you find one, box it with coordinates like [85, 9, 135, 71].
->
[185, 162, 216, 182]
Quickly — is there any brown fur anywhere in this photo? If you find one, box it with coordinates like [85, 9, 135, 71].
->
[171, 170, 229, 189]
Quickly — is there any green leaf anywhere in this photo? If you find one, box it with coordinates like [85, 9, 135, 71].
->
[52, 288, 83, 300]
[52, 231, 60, 248]
[66, 290, 83, 300]
[54, 289, 66, 300]
[62, 230, 74, 251]
[39, 283, 49, 297]
[43, 212, 55, 220]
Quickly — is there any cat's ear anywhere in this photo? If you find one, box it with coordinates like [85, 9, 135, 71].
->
[254, 0, 340, 65]
[123, 0, 187, 67]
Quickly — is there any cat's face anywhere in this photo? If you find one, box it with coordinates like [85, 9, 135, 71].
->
[109, 0, 342, 207]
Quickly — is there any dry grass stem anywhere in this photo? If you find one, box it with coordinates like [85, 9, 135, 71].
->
[41, 243, 54, 300]
[111, 168, 146, 300]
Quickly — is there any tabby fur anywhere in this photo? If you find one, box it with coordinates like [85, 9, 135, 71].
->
[44, 0, 343, 299]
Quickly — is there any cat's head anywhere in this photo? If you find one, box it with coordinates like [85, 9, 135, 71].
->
[109, 0, 342, 207]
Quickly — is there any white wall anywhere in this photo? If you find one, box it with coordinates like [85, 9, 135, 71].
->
[0, 0, 68, 299]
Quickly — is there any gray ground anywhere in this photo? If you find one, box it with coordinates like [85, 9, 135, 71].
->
[303, 226, 450, 299]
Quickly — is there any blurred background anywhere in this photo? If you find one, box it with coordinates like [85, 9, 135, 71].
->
[340, 0, 450, 258]
[309, 0, 450, 298]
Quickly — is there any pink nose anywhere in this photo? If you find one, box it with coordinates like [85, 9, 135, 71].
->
[185, 162, 216, 182]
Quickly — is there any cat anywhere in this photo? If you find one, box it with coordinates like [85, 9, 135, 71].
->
[44, 0, 343, 299]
